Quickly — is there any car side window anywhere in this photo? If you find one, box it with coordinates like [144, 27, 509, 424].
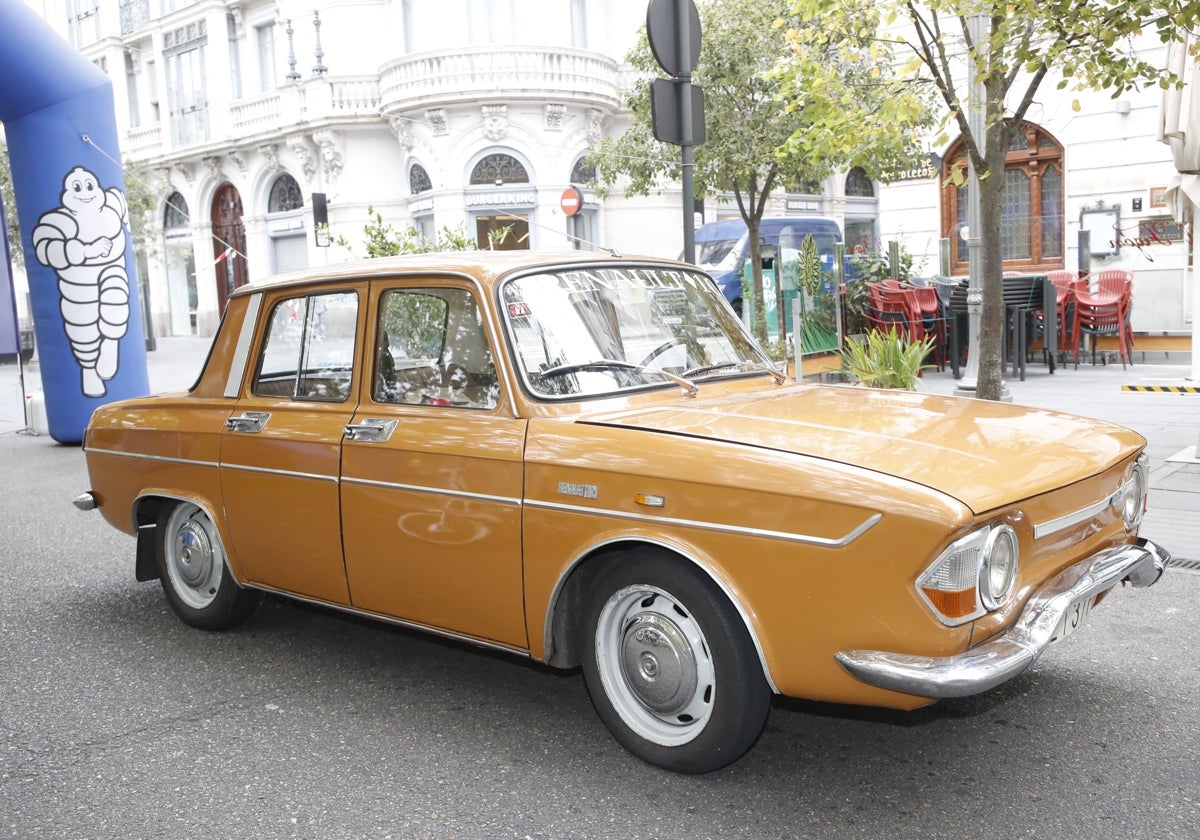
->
[253, 291, 358, 401]
[374, 288, 498, 409]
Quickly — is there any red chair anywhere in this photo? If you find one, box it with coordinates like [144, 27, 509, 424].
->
[864, 282, 913, 337]
[1090, 270, 1134, 352]
[1072, 289, 1130, 369]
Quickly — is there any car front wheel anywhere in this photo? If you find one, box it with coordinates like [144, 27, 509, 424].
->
[580, 552, 770, 773]
[156, 502, 258, 630]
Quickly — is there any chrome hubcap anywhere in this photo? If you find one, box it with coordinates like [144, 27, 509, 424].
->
[175, 519, 215, 589]
[164, 504, 223, 610]
[620, 613, 697, 716]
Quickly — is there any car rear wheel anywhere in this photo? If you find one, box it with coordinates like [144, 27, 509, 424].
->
[156, 502, 258, 630]
[580, 552, 770, 773]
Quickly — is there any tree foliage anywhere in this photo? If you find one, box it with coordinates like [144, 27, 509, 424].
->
[335, 207, 474, 257]
[590, 0, 932, 343]
[788, 0, 1200, 400]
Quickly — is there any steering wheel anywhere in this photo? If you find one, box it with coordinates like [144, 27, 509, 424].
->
[638, 338, 687, 367]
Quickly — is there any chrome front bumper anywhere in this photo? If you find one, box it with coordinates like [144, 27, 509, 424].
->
[836, 538, 1170, 699]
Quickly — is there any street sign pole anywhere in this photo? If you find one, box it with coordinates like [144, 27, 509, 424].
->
[647, 0, 703, 264]
[676, 0, 696, 263]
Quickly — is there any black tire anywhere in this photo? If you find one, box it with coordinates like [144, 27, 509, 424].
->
[580, 551, 771, 773]
[155, 502, 258, 631]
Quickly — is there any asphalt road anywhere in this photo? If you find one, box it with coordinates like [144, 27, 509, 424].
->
[2, 431, 1198, 840]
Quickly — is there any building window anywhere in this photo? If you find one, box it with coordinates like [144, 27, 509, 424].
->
[124, 52, 141, 129]
[570, 157, 596, 185]
[255, 23, 277, 91]
[67, 0, 101, 48]
[845, 167, 874, 198]
[268, 174, 304, 213]
[164, 21, 210, 146]
[942, 122, 1064, 273]
[410, 163, 432, 195]
[228, 14, 243, 100]
[470, 153, 528, 186]
[163, 192, 190, 227]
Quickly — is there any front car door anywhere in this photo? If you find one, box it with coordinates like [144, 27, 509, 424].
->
[339, 278, 527, 648]
[219, 285, 364, 604]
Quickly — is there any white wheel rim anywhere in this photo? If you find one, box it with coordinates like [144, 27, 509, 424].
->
[164, 504, 224, 610]
[594, 584, 716, 747]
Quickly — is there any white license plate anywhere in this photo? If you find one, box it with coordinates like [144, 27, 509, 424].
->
[1052, 594, 1094, 642]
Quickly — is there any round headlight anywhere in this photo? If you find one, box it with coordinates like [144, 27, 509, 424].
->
[978, 525, 1019, 610]
[1121, 462, 1147, 530]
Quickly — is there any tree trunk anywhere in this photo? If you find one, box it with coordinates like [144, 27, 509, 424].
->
[974, 87, 1012, 401]
[745, 214, 767, 344]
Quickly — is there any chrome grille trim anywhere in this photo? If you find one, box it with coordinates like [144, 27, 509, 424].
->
[1032, 493, 1117, 540]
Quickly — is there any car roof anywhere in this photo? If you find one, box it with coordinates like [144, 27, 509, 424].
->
[229, 249, 692, 298]
[695, 217, 842, 241]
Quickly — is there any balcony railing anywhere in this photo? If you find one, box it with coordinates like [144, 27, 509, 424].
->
[229, 76, 381, 135]
[379, 47, 621, 112]
[124, 123, 163, 158]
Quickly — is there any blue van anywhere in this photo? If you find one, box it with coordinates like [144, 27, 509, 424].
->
[693, 217, 845, 312]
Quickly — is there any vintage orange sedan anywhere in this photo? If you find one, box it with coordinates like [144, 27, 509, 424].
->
[76, 250, 1168, 773]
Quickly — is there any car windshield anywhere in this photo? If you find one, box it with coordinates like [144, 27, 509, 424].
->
[694, 237, 743, 269]
[500, 265, 774, 399]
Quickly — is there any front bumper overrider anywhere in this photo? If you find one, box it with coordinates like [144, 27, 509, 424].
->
[836, 538, 1170, 699]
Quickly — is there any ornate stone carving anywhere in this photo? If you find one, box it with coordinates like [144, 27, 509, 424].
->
[389, 116, 414, 152]
[313, 130, 344, 181]
[228, 149, 248, 173]
[202, 155, 223, 182]
[258, 143, 281, 173]
[287, 135, 317, 182]
[427, 108, 448, 136]
[545, 104, 565, 132]
[482, 104, 508, 141]
[172, 161, 195, 184]
[586, 108, 605, 144]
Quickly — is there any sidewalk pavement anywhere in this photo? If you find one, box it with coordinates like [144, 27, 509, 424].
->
[2, 337, 1197, 562]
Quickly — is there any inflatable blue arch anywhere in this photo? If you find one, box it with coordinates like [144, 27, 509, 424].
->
[2, 0, 149, 443]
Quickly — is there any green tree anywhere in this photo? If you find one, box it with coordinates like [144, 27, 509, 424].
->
[335, 206, 473, 257]
[590, 0, 931, 344]
[1, 143, 22, 266]
[788, 0, 1199, 400]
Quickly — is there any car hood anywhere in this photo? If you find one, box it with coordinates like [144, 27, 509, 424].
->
[578, 383, 1144, 514]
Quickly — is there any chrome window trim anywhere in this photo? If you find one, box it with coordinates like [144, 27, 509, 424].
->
[224, 293, 262, 398]
[1032, 493, 1117, 539]
[526, 498, 881, 548]
[541, 534, 780, 694]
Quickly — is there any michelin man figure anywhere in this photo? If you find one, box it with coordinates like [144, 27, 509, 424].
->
[32, 166, 131, 397]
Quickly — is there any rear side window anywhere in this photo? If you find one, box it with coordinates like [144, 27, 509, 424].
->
[253, 291, 359, 401]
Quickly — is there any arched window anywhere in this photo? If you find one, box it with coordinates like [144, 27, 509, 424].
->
[942, 122, 1064, 273]
[410, 163, 432, 195]
[163, 192, 189, 228]
[845, 167, 874, 198]
[570, 156, 596, 185]
[470, 153, 528, 186]
[267, 173, 304, 213]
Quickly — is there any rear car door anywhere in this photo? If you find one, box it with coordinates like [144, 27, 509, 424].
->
[219, 284, 365, 605]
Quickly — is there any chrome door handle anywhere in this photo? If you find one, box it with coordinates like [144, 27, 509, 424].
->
[344, 418, 398, 443]
[224, 411, 270, 433]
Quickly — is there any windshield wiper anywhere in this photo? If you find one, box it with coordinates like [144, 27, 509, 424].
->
[683, 360, 789, 384]
[537, 359, 700, 397]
